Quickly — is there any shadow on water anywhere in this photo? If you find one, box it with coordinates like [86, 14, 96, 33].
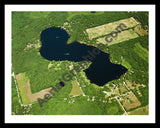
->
[39, 27, 128, 86]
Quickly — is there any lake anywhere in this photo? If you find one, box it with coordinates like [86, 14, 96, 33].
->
[39, 27, 128, 86]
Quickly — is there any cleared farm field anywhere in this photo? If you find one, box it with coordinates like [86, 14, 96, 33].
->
[119, 92, 141, 111]
[16, 73, 32, 104]
[97, 29, 139, 46]
[127, 105, 149, 115]
[86, 17, 140, 40]
[16, 73, 53, 104]
[69, 80, 84, 96]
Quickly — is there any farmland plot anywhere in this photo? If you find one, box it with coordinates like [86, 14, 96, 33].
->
[69, 80, 84, 96]
[86, 17, 140, 40]
[16, 73, 53, 104]
[96, 29, 139, 46]
[119, 92, 141, 110]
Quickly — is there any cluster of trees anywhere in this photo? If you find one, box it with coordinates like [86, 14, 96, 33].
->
[108, 36, 148, 85]
[108, 37, 149, 108]
[12, 12, 70, 93]
[66, 11, 148, 52]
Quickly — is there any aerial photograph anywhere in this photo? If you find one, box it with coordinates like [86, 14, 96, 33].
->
[11, 11, 149, 115]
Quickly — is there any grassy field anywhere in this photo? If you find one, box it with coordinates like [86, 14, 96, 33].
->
[97, 29, 139, 45]
[86, 17, 140, 40]
[69, 80, 84, 96]
[16, 73, 31, 104]
[12, 76, 24, 115]
[119, 92, 141, 111]
[15, 73, 54, 105]
[127, 105, 149, 115]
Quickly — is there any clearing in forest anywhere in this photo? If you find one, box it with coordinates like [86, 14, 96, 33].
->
[16, 73, 53, 105]
[86, 17, 140, 40]
[69, 80, 84, 97]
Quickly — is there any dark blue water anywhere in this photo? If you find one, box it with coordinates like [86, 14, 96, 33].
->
[40, 27, 128, 86]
